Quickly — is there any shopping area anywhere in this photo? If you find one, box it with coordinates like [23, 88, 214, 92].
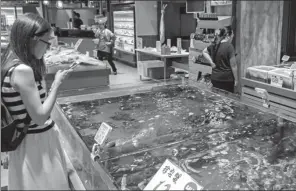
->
[1, 0, 296, 190]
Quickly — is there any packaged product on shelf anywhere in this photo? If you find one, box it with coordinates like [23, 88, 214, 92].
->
[156, 41, 161, 52]
[245, 65, 277, 83]
[167, 39, 171, 47]
[268, 68, 295, 89]
[177, 38, 182, 54]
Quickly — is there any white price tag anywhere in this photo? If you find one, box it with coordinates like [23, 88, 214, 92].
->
[290, 63, 296, 70]
[281, 55, 290, 62]
[94, 122, 112, 145]
[144, 159, 203, 191]
[270, 75, 283, 88]
[74, 39, 83, 50]
[137, 37, 143, 49]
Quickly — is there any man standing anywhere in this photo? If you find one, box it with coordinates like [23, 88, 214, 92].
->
[73, 11, 83, 29]
[93, 17, 117, 75]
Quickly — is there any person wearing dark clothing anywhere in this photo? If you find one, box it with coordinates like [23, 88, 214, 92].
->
[93, 17, 117, 74]
[73, 12, 83, 29]
[202, 26, 238, 93]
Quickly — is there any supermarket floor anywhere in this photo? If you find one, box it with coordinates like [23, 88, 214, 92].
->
[108, 60, 141, 86]
[1, 165, 8, 190]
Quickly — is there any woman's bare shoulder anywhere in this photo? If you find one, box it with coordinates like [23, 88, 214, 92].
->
[13, 64, 35, 84]
[14, 63, 33, 74]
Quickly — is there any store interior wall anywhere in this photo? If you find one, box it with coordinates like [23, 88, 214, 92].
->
[135, 1, 158, 36]
[239, 0, 283, 76]
[73, 9, 96, 26]
[48, 9, 96, 28]
[164, 2, 195, 49]
[211, 4, 232, 16]
[281, 1, 289, 57]
[22, 6, 42, 16]
[47, 9, 72, 28]
[135, 1, 158, 48]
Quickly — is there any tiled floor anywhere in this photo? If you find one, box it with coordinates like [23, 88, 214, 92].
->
[106, 60, 143, 86]
[1, 165, 8, 190]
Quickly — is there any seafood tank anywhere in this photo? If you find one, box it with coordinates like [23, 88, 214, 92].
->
[59, 85, 296, 190]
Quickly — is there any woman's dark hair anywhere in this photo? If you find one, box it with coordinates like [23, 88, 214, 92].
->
[74, 12, 80, 18]
[218, 26, 233, 39]
[1, 13, 51, 82]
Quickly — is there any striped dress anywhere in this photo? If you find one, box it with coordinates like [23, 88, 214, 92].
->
[1, 64, 70, 190]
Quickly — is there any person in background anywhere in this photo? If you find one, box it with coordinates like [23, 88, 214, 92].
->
[1, 13, 72, 190]
[73, 11, 83, 29]
[93, 17, 117, 75]
[202, 26, 238, 93]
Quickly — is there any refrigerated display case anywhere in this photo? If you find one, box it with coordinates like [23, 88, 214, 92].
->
[111, 3, 137, 67]
[52, 81, 296, 190]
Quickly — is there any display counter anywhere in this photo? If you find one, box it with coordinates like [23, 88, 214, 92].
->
[58, 37, 97, 57]
[51, 80, 296, 190]
[242, 63, 296, 123]
[45, 46, 111, 94]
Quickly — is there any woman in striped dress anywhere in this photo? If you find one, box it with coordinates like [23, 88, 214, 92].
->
[1, 13, 72, 190]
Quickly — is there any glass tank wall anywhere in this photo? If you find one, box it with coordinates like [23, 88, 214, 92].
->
[55, 84, 296, 190]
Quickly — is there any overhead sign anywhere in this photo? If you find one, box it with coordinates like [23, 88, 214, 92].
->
[74, 39, 83, 50]
[144, 159, 203, 191]
[186, 0, 205, 13]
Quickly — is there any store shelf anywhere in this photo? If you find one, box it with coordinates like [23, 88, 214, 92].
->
[114, 20, 134, 22]
[241, 78, 296, 123]
[116, 41, 134, 46]
[114, 47, 135, 55]
[114, 27, 134, 31]
[115, 33, 134, 38]
[114, 11, 133, 15]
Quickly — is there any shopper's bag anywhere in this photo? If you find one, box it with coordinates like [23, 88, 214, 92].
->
[1, 64, 31, 152]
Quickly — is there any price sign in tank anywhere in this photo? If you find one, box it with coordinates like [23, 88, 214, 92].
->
[144, 159, 203, 191]
[94, 122, 112, 146]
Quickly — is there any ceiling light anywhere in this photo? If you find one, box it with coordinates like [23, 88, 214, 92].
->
[56, 0, 63, 9]
[43, 0, 49, 5]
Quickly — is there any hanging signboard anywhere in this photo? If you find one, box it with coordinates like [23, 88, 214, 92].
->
[144, 159, 203, 190]
[186, 0, 205, 13]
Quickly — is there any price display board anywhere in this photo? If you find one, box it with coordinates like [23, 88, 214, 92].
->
[144, 159, 203, 191]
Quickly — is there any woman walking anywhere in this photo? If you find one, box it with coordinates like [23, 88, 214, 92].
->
[93, 17, 117, 75]
[202, 26, 238, 93]
[1, 13, 71, 190]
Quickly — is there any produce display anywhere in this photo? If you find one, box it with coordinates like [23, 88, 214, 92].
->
[44, 46, 106, 67]
[60, 85, 296, 190]
[44, 47, 80, 66]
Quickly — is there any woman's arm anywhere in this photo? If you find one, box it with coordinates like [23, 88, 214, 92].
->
[230, 56, 238, 85]
[227, 44, 238, 86]
[202, 48, 216, 68]
[12, 65, 64, 125]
